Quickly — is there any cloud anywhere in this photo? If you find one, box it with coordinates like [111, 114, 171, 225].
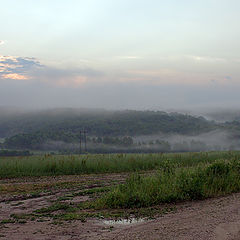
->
[186, 55, 226, 63]
[0, 40, 4, 45]
[2, 73, 29, 80]
[0, 55, 240, 110]
[1, 76, 240, 110]
[124, 69, 212, 85]
[1, 54, 240, 110]
[0, 56, 41, 80]
[225, 76, 232, 80]
[30, 65, 104, 87]
[0, 55, 104, 86]
[116, 56, 142, 60]
[0, 54, 236, 91]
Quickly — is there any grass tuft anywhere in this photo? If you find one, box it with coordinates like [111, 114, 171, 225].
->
[97, 159, 240, 208]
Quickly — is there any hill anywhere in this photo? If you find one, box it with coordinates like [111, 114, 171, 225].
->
[0, 108, 219, 152]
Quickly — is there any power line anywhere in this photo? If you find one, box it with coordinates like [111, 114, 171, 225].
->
[79, 130, 82, 154]
[83, 129, 87, 152]
[79, 129, 87, 154]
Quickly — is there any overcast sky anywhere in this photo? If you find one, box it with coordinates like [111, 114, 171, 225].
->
[1, 0, 240, 110]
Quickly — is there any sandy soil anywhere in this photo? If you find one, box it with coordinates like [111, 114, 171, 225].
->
[1, 174, 240, 240]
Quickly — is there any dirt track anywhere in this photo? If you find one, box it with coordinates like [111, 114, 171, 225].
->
[95, 193, 240, 240]
[1, 174, 240, 240]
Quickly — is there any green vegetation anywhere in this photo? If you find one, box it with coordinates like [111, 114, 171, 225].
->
[0, 109, 214, 138]
[35, 203, 70, 214]
[0, 152, 239, 178]
[0, 149, 31, 157]
[98, 159, 240, 208]
[0, 219, 15, 224]
[0, 109, 217, 151]
[73, 186, 111, 197]
[32, 199, 174, 222]
[24, 153, 240, 221]
[2, 151, 240, 220]
[3, 108, 240, 153]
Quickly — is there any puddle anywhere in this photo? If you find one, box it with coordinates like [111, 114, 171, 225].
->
[103, 218, 145, 225]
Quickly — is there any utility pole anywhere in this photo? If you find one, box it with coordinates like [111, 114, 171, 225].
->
[83, 129, 87, 152]
[79, 130, 82, 154]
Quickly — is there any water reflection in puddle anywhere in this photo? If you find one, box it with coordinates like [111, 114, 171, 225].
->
[103, 218, 145, 225]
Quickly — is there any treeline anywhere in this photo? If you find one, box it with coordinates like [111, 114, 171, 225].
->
[0, 109, 216, 138]
[2, 133, 210, 152]
[0, 149, 31, 157]
[90, 136, 133, 146]
[4, 108, 240, 153]
[0, 109, 218, 151]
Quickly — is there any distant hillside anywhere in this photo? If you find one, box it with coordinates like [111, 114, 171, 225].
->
[0, 108, 215, 138]
[203, 109, 240, 122]
[0, 108, 220, 151]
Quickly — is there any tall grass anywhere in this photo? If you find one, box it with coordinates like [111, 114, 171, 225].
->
[98, 159, 240, 208]
[0, 151, 240, 178]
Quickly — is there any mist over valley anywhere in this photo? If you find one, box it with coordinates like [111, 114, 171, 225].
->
[0, 107, 239, 154]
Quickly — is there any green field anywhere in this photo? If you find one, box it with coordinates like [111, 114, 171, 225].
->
[1, 151, 240, 209]
[0, 151, 238, 178]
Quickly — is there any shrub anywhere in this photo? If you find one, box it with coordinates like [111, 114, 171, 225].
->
[99, 159, 240, 208]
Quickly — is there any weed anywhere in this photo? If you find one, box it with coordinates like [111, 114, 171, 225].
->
[1, 151, 239, 178]
[10, 213, 29, 220]
[35, 203, 70, 214]
[98, 159, 240, 208]
[0, 219, 15, 224]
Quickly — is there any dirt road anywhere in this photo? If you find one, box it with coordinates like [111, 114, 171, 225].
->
[94, 193, 240, 240]
[1, 174, 240, 240]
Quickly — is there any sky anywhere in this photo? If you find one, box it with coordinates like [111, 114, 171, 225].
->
[1, 0, 240, 110]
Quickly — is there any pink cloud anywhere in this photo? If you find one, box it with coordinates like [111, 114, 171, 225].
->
[2, 73, 29, 80]
[56, 76, 87, 87]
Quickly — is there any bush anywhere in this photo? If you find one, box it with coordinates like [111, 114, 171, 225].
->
[99, 159, 240, 208]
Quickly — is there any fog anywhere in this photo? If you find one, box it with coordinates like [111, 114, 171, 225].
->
[1, 56, 240, 111]
[1, 105, 239, 121]
[1, 106, 240, 153]
[134, 129, 240, 152]
[35, 129, 240, 153]
[1, 1, 240, 123]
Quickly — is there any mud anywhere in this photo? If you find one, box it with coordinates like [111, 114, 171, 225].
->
[1, 174, 240, 240]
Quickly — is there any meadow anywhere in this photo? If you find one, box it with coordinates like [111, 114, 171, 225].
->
[1, 151, 240, 209]
[0, 151, 238, 178]
[98, 158, 240, 208]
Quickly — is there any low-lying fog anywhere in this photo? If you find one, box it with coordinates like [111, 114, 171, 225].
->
[41, 130, 240, 153]
[134, 129, 239, 152]
[1, 106, 240, 152]
[1, 106, 240, 122]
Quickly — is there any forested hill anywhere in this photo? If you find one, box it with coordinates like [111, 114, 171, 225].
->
[0, 108, 216, 139]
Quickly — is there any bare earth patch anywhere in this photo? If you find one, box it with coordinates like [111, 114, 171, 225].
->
[1, 174, 240, 240]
